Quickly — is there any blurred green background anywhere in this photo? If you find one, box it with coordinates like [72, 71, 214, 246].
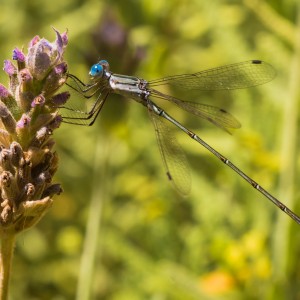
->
[1, 0, 300, 299]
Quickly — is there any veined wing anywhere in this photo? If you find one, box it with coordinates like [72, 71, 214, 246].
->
[149, 105, 191, 196]
[151, 89, 241, 133]
[148, 60, 276, 91]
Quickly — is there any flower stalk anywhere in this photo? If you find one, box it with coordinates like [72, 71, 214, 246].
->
[0, 29, 69, 299]
[0, 232, 15, 300]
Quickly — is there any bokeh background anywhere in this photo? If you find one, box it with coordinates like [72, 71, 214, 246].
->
[1, 0, 300, 299]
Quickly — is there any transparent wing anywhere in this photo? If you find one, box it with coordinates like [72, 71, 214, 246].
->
[149, 60, 276, 90]
[151, 89, 241, 133]
[149, 106, 191, 196]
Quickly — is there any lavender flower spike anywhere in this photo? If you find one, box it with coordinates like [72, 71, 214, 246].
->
[0, 28, 70, 299]
[0, 29, 68, 234]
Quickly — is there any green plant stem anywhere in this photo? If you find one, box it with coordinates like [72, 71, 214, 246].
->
[270, 6, 300, 299]
[76, 136, 110, 300]
[0, 231, 16, 300]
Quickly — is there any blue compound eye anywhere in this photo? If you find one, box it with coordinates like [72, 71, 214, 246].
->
[89, 64, 104, 77]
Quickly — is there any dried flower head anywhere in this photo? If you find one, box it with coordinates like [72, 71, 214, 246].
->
[0, 28, 68, 234]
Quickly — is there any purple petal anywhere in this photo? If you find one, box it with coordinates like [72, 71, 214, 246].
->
[0, 84, 9, 99]
[61, 30, 68, 46]
[3, 60, 16, 76]
[12, 48, 25, 62]
[52, 28, 63, 60]
[54, 62, 68, 75]
[29, 35, 40, 47]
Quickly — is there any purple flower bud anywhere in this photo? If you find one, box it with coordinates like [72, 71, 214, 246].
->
[0, 84, 10, 99]
[16, 114, 31, 128]
[31, 94, 46, 108]
[26, 29, 66, 80]
[48, 115, 63, 129]
[1, 170, 19, 205]
[0, 149, 14, 173]
[29, 35, 40, 47]
[13, 48, 26, 71]
[0, 170, 18, 205]
[10, 142, 24, 167]
[0, 102, 16, 134]
[3, 60, 16, 76]
[26, 39, 53, 80]
[50, 91, 70, 106]
[61, 30, 68, 46]
[16, 69, 34, 111]
[18, 68, 33, 87]
[53, 28, 64, 59]
[3, 61, 18, 94]
[0, 171, 13, 188]
[0, 83, 17, 110]
[55, 62, 68, 75]
[12, 48, 25, 62]
[42, 183, 63, 197]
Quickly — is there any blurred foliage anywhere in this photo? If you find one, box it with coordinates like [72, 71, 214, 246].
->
[1, 0, 300, 299]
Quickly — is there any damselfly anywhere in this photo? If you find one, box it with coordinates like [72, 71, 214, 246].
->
[63, 59, 300, 225]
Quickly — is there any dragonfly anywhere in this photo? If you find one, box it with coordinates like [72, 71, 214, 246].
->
[63, 59, 300, 225]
